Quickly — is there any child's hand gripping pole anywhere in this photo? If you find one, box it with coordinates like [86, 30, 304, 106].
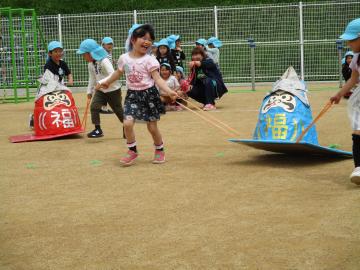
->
[295, 101, 333, 143]
[95, 81, 109, 91]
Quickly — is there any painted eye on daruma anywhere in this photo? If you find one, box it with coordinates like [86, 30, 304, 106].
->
[281, 95, 292, 101]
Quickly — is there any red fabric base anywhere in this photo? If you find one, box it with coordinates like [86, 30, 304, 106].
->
[9, 128, 84, 143]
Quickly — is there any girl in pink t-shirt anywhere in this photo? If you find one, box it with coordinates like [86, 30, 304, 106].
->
[330, 18, 360, 184]
[97, 24, 177, 166]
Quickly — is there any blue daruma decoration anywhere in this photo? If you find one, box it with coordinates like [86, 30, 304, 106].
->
[253, 67, 318, 144]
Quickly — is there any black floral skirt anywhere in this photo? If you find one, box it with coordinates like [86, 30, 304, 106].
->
[124, 86, 165, 122]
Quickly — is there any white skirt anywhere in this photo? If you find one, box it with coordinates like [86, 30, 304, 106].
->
[348, 86, 360, 130]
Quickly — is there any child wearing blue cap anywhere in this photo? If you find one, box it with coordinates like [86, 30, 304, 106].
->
[174, 66, 188, 108]
[44, 41, 73, 88]
[167, 35, 185, 68]
[207, 37, 222, 66]
[195, 38, 207, 48]
[77, 39, 124, 138]
[330, 18, 360, 184]
[343, 51, 354, 82]
[156, 38, 176, 72]
[30, 41, 73, 128]
[159, 63, 182, 111]
[175, 66, 185, 85]
[100, 36, 116, 114]
[97, 24, 177, 166]
[102, 37, 114, 64]
[343, 51, 354, 99]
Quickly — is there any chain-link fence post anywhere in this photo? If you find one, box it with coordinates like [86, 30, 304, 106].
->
[214, 6, 218, 38]
[57, 14, 62, 44]
[248, 38, 256, 91]
[299, 2, 305, 81]
[336, 40, 343, 88]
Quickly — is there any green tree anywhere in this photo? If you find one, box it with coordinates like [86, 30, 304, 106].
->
[1, 0, 321, 15]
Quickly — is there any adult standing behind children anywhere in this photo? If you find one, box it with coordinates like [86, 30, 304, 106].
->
[77, 39, 124, 138]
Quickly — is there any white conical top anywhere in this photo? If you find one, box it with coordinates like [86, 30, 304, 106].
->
[280, 66, 299, 79]
[269, 66, 309, 106]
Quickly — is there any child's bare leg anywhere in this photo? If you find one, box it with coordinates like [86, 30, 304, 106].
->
[120, 118, 138, 166]
[147, 121, 162, 145]
[124, 119, 135, 143]
[147, 121, 165, 164]
[351, 130, 360, 185]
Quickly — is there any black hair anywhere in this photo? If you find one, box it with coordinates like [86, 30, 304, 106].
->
[132, 24, 155, 41]
[191, 47, 207, 59]
[156, 45, 169, 57]
[156, 46, 176, 72]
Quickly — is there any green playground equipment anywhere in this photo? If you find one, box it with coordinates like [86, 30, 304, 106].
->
[0, 7, 46, 103]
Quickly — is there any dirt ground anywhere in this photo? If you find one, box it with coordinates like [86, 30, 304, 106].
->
[1, 87, 360, 270]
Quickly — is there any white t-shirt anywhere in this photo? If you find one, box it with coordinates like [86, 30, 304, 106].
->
[117, 52, 160, 91]
[157, 75, 179, 96]
[106, 52, 113, 63]
[165, 75, 180, 90]
[350, 53, 360, 74]
[87, 57, 121, 94]
[206, 47, 220, 65]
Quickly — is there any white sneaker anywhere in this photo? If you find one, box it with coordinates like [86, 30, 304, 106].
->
[203, 104, 216, 111]
[350, 167, 360, 185]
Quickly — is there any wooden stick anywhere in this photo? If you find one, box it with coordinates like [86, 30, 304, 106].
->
[81, 97, 91, 130]
[296, 101, 333, 143]
[175, 101, 237, 137]
[177, 96, 241, 136]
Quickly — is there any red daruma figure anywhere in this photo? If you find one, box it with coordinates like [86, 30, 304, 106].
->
[10, 41, 84, 143]
[33, 89, 82, 137]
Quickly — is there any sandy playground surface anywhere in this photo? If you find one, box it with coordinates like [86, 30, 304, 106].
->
[1, 86, 360, 269]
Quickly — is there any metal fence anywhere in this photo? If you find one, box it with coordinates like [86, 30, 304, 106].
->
[3, 1, 360, 88]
